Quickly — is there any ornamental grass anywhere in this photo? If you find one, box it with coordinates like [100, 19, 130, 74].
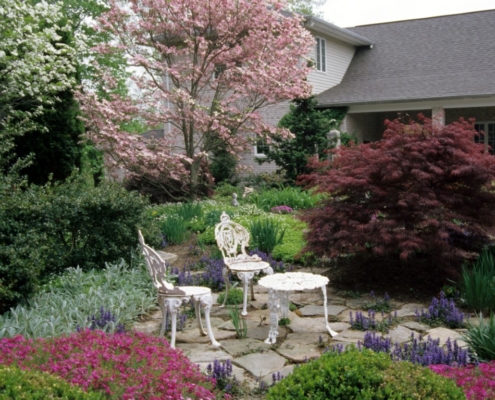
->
[0, 330, 218, 399]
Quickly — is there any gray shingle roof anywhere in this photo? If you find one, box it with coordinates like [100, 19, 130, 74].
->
[316, 10, 495, 106]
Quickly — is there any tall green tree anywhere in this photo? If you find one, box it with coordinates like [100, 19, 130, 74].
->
[256, 97, 346, 184]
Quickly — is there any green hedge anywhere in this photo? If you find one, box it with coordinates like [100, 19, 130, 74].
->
[267, 348, 465, 400]
[0, 176, 153, 312]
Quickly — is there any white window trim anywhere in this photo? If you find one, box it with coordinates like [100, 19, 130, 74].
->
[254, 138, 269, 157]
[474, 121, 495, 154]
[315, 37, 326, 73]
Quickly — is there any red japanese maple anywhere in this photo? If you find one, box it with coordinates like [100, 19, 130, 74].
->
[299, 115, 495, 262]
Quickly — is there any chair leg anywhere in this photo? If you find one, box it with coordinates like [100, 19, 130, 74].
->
[250, 279, 255, 301]
[195, 299, 207, 336]
[238, 272, 252, 316]
[221, 267, 230, 308]
[200, 294, 220, 347]
[159, 297, 167, 337]
[165, 298, 182, 349]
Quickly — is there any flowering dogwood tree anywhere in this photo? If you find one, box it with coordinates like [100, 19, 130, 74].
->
[78, 0, 314, 200]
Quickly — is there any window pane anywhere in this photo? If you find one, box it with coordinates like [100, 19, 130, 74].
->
[316, 38, 321, 71]
[321, 39, 326, 72]
[488, 123, 495, 154]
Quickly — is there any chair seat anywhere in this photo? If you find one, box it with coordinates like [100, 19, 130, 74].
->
[159, 286, 211, 296]
[227, 260, 270, 273]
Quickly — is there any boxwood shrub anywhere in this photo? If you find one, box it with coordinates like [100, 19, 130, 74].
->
[266, 347, 466, 400]
[0, 175, 151, 312]
[0, 365, 103, 399]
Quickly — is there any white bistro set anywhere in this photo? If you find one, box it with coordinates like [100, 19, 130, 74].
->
[138, 212, 337, 348]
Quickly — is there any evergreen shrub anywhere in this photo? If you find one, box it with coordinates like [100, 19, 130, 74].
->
[266, 347, 465, 400]
[0, 176, 149, 312]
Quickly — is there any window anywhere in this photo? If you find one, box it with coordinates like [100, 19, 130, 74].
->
[315, 37, 326, 72]
[474, 122, 495, 154]
[254, 138, 269, 156]
[214, 64, 226, 79]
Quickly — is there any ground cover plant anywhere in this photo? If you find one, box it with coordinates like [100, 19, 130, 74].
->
[0, 365, 103, 399]
[299, 116, 495, 284]
[0, 330, 218, 399]
[431, 362, 495, 400]
[416, 291, 465, 328]
[0, 260, 156, 339]
[359, 331, 469, 367]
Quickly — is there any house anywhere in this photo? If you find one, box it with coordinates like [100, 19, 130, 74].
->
[316, 9, 495, 151]
[250, 9, 495, 174]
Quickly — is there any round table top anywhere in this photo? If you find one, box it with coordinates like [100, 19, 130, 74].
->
[258, 272, 329, 291]
[228, 260, 271, 272]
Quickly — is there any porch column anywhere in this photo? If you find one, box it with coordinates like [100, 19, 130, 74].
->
[432, 107, 445, 129]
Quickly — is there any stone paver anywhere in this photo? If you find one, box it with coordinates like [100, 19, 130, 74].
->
[233, 350, 287, 378]
[220, 338, 270, 357]
[275, 333, 325, 363]
[133, 273, 466, 395]
[425, 327, 467, 347]
[385, 325, 415, 344]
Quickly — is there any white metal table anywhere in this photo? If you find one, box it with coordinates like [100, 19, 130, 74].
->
[258, 272, 339, 344]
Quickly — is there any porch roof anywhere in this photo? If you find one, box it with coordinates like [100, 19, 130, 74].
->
[316, 10, 495, 107]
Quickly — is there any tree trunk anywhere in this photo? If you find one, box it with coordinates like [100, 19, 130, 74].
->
[189, 159, 201, 201]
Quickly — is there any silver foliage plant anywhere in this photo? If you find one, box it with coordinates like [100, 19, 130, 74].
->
[0, 260, 157, 339]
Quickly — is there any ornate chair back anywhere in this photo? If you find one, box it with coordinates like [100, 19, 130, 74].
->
[214, 212, 255, 263]
[138, 230, 185, 295]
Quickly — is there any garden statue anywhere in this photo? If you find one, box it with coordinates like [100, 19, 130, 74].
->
[232, 192, 239, 206]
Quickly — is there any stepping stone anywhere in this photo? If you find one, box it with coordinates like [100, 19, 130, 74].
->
[290, 292, 324, 306]
[175, 327, 236, 344]
[217, 319, 261, 331]
[289, 315, 331, 333]
[395, 303, 424, 318]
[298, 304, 347, 319]
[332, 329, 367, 342]
[233, 350, 286, 378]
[246, 325, 288, 341]
[261, 365, 295, 385]
[385, 326, 415, 344]
[220, 338, 270, 357]
[328, 297, 347, 306]
[275, 333, 325, 363]
[401, 321, 429, 332]
[298, 305, 325, 317]
[328, 322, 351, 332]
[176, 342, 231, 364]
[425, 327, 467, 347]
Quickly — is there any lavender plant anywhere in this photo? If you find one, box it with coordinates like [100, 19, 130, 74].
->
[206, 359, 239, 394]
[249, 249, 292, 273]
[349, 310, 398, 333]
[364, 291, 392, 313]
[416, 291, 465, 328]
[87, 306, 126, 334]
[359, 332, 469, 367]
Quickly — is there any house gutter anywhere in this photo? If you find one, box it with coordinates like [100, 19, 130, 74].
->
[304, 16, 374, 48]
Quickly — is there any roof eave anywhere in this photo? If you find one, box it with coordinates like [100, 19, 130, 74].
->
[304, 16, 374, 47]
[316, 93, 495, 108]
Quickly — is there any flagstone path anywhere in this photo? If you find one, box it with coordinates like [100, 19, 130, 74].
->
[133, 268, 471, 396]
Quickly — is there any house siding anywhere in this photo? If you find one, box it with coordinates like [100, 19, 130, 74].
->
[307, 34, 356, 95]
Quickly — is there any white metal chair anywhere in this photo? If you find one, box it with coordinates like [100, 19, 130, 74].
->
[138, 231, 220, 348]
[214, 212, 273, 316]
